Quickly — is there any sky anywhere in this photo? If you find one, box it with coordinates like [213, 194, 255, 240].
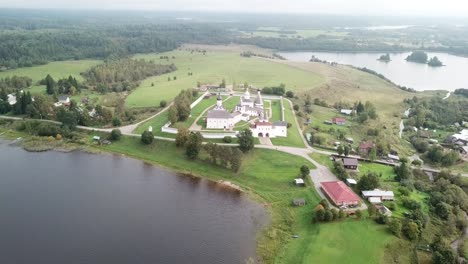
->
[2, 0, 468, 17]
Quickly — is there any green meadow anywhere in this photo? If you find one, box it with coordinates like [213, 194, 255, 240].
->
[0, 60, 101, 83]
[126, 50, 324, 108]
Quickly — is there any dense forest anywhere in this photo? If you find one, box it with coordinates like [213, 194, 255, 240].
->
[0, 12, 232, 69]
[3, 11, 468, 68]
[82, 59, 176, 93]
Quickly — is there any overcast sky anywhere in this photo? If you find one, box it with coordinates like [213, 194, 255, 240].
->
[2, 0, 468, 17]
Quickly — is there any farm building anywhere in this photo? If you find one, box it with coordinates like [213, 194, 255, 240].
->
[332, 117, 346, 125]
[362, 189, 395, 202]
[320, 181, 361, 206]
[342, 158, 358, 170]
[292, 198, 306, 206]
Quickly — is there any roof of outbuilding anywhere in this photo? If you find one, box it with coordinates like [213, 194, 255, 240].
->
[342, 158, 358, 166]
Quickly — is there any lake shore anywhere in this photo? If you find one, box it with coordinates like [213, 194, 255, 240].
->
[0, 124, 322, 263]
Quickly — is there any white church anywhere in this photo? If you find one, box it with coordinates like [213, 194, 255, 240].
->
[206, 90, 287, 138]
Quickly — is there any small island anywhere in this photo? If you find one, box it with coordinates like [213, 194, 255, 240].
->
[406, 51, 444, 67]
[377, 53, 391, 62]
[405, 51, 428, 64]
[428, 56, 444, 67]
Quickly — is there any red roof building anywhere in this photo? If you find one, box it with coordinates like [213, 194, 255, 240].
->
[359, 140, 374, 155]
[332, 117, 346, 125]
[321, 181, 361, 206]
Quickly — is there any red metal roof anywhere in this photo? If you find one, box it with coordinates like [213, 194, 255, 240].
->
[332, 117, 346, 123]
[321, 181, 360, 205]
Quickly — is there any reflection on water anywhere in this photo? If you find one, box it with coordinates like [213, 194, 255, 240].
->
[280, 51, 468, 91]
[0, 144, 267, 264]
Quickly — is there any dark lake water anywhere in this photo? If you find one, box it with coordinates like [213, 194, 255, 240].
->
[0, 142, 267, 264]
[279, 51, 468, 91]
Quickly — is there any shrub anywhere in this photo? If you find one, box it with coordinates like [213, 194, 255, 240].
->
[160, 100, 167, 108]
[36, 123, 60, 137]
[141, 130, 154, 145]
[56, 134, 62, 140]
[112, 117, 121, 127]
[223, 136, 232, 143]
[411, 159, 422, 166]
[293, 104, 299, 111]
[402, 198, 421, 210]
[386, 202, 397, 211]
[109, 129, 122, 141]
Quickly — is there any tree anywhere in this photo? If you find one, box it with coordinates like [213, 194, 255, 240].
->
[357, 172, 380, 192]
[109, 129, 122, 141]
[160, 100, 167, 108]
[431, 236, 457, 264]
[337, 145, 344, 155]
[45, 74, 56, 95]
[175, 127, 190, 147]
[185, 132, 203, 160]
[56, 107, 78, 129]
[369, 147, 377, 161]
[112, 117, 121, 126]
[300, 165, 310, 178]
[293, 104, 299, 111]
[141, 130, 154, 145]
[388, 218, 402, 237]
[355, 209, 362, 219]
[356, 101, 365, 114]
[403, 221, 420, 241]
[237, 129, 254, 153]
[223, 136, 232, 143]
[343, 145, 350, 156]
[230, 148, 243, 172]
[286, 91, 294, 98]
[324, 210, 334, 222]
[315, 208, 326, 221]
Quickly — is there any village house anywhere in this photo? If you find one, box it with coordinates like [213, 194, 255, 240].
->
[340, 109, 353, 115]
[320, 181, 361, 206]
[342, 158, 358, 170]
[332, 117, 346, 125]
[359, 140, 374, 155]
[54, 95, 70, 107]
[447, 129, 468, 146]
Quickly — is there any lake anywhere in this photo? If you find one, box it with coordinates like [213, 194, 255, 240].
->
[0, 142, 267, 264]
[279, 51, 468, 91]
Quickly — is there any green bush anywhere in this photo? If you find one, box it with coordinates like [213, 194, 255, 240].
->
[109, 129, 122, 141]
[223, 136, 232, 143]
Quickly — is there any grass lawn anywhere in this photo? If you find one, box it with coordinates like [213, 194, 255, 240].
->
[0, 60, 101, 83]
[271, 99, 305, 148]
[270, 100, 282, 121]
[277, 220, 408, 264]
[133, 110, 170, 135]
[126, 49, 324, 108]
[358, 162, 397, 182]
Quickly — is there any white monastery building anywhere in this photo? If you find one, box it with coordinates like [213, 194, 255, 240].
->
[206, 90, 287, 138]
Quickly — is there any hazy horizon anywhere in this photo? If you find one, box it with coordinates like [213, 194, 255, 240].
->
[1, 0, 468, 17]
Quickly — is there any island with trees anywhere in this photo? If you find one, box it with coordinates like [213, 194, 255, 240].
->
[406, 51, 444, 67]
[377, 53, 391, 62]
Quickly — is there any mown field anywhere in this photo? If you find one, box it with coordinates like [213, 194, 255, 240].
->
[0, 60, 102, 83]
[127, 48, 324, 108]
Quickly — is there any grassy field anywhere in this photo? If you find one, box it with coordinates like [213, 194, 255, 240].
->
[277, 220, 409, 264]
[269, 100, 282, 121]
[0, 60, 101, 83]
[126, 47, 324, 108]
[271, 99, 305, 148]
